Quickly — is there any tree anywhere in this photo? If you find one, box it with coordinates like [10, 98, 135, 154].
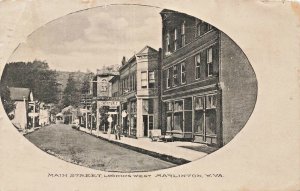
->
[62, 74, 81, 107]
[0, 60, 59, 104]
[0, 84, 15, 115]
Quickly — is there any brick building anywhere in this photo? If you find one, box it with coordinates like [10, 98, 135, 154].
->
[118, 46, 161, 138]
[160, 9, 257, 147]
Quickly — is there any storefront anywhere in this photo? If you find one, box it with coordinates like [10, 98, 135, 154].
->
[162, 91, 221, 146]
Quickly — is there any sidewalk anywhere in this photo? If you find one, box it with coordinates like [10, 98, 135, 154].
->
[78, 127, 208, 164]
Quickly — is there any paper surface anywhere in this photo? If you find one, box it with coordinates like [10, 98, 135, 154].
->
[0, 0, 299, 190]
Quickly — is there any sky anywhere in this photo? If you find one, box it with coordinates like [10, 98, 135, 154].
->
[8, 5, 162, 72]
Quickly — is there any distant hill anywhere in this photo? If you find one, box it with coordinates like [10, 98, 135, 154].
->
[55, 71, 93, 92]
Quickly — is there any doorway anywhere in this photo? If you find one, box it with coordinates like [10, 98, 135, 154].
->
[143, 115, 148, 137]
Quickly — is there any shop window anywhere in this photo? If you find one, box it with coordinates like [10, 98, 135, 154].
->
[184, 97, 192, 110]
[149, 116, 154, 130]
[174, 100, 183, 111]
[148, 71, 155, 88]
[141, 71, 147, 88]
[195, 54, 201, 79]
[195, 97, 204, 110]
[166, 102, 173, 112]
[194, 110, 204, 134]
[131, 101, 136, 113]
[167, 114, 172, 131]
[173, 112, 183, 132]
[181, 22, 186, 47]
[181, 62, 186, 84]
[173, 65, 178, 87]
[206, 95, 217, 109]
[207, 48, 213, 77]
[206, 110, 216, 135]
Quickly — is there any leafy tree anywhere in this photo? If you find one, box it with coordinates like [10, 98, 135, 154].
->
[0, 84, 15, 115]
[62, 74, 81, 107]
[0, 60, 59, 104]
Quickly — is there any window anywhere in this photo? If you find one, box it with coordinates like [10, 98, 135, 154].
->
[129, 75, 132, 91]
[174, 100, 183, 111]
[100, 85, 107, 92]
[141, 71, 147, 88]
[174, 28, 178, 51]
[166, 32, 170, 53]
[206, 95, 217, 109]
[195, 54, 201, 79]
[173, 65, 178, 86]
[197, 23, 201, 36]
[181, 62, 186, 84]
[142, 99, 153, 114]
[207, 48, 213, 76]
[195, 97, 204, 110]
[148, 71, 155, 88]
[149, 116, 154, 130]
[181, 22, 186, 46]
[166, 102, 173, 112]
[166, 68, 171, 88]
[131, 101, 136, 113]
[135, 74, 137, 90]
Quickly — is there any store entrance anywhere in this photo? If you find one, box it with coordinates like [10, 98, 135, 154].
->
[143, 115, 148, 137]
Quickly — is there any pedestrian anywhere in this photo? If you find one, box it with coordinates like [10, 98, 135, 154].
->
[117, 125, 122, 140]
[107, 126, 111, 139]
[114, 124, 118, 140]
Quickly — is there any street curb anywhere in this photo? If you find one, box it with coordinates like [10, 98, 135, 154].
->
[78, 129, 190, 165]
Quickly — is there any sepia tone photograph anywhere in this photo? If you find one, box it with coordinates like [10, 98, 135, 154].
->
[0, 4, 257, 172]
[0, 1, 299, 191]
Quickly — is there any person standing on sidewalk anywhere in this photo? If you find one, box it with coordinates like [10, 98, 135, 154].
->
[114, 125, 121, 140]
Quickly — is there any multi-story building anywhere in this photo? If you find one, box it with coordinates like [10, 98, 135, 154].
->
[118, 46, 161, 138]
[92, 69, 119, 132]
[160, 9, 257, 147]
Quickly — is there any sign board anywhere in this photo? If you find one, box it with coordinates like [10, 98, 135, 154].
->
[28, 113, 39, 117]
[97, 101, 120, 107]
[107, 112, 118, 115]
[96, 96, 127, 102]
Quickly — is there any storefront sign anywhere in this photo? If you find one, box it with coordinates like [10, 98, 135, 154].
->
[97, 101, 120, 107]
[96, 96, 127, 102]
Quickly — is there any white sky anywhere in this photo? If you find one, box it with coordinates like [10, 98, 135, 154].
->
[8, 5, 162, 72]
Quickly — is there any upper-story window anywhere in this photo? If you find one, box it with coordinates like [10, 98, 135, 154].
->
[133, 74, 136, 91]
[174, 28, 178, 51]
[100, 85, 107, 92]
[197, 21, 213, 37]
[173, 65, 178, 87]
[148, 71, 155, 88]
[207, 47, 213, 77]
[181, 62, 186, 84]
[195, 54, 201, 79]
[166, 32, 170, 54]
[141, 71, 148, 88]
[166, 68, 171, 89]
[181, 22, 186, 47]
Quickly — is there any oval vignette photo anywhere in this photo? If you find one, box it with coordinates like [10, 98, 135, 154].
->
[0, 5, 257, 172]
